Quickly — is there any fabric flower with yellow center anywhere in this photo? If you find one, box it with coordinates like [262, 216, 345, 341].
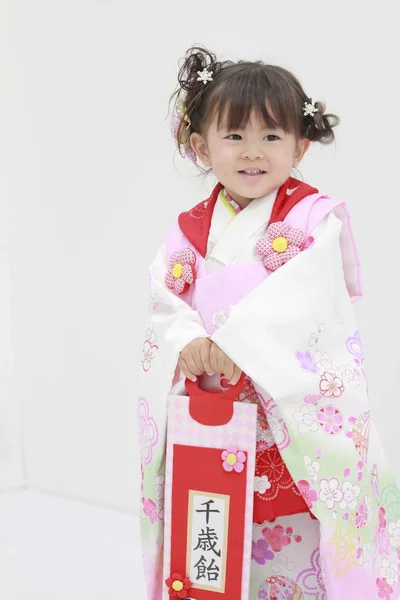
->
[165, 573, 193, 599]
[165, 249, 196, 295]
[256, 222, 306, 271]
[221, 445, 247, 473]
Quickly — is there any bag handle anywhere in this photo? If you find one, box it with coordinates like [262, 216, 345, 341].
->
[186, 373, 246, 426]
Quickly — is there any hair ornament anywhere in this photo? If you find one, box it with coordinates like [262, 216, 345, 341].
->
[197, 67, 213, 85]
[303, 98, 318, 118]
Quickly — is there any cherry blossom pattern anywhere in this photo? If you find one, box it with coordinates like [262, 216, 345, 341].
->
[156, 474, 165, 520]
[293, 404, 319, 434]
[352, 411, 370, 462]
[297, 480, 318, 509]
[165, 573, 193, 599]
[141, 326, 158, 372]
[376, 577, 393, 600]
[142, 342, 158, 372]
[254, 475, 271, 494]
[251, 539, 274, 565]
[313, 350, 333, 373]
[221, 446, 247, 473]
[375, 511, 391, 558]
[380, 559, 399, 586]
[336, 363, 360, 389]
[388, 520, 400, 549]
[256, 222, 306, 271]
[262, 524, 291, 552]
[304, 394, 322, 407]
[304, 455, 320, 482]
[142, 497, 158, 524]
[319, 478, 343, 510]
[296, 350, 318, 374]
[319, 372, 345, 398]
[165, 249, 196, 295]
[148, 293, 163, 313]
[259, 576, 303, 600]
[212, 309, 227, 330]
[259, 395, 291, 450]
[357, 542, 373, 570]
[316, 404, 344, 435]
[308, 323, 326, 347]
[355, 500, 369, 529]
[339, 481, 360, 511]
[138, 397, 159, 466]
[379, 507, 388, 530]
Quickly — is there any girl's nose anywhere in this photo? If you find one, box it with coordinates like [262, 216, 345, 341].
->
[242, 147, 263, 160]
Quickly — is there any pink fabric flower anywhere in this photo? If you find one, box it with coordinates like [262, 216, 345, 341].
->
[251, 539, 274, 564]
[297, 479, 318, 509]
[261, 524, 291, 552]
[355, 501, 368, 529]
[221, 445, 247, 473]
[165, 249, 196, 295]
[319, 372, 345, 398]
[316, 404, 344, 435]
[376, 577, 393, 600]
[256, 222, 306, 271]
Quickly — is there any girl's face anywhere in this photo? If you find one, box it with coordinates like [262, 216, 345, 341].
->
[190, 106, 310, 208]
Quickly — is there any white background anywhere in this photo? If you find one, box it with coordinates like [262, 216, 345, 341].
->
[1, 0, 399, 516]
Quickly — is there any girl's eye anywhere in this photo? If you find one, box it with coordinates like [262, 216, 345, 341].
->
[226, 134, 280, 141]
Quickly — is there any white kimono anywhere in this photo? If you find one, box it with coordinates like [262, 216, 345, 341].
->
[138, 182, 400, 600]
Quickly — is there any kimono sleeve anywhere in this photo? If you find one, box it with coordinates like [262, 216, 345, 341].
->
[211, 205, 360, 401]
[148, 243, 209, 357]
[309, 206, 363, 303]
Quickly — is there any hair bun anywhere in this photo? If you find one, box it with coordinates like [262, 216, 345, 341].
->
[306, 100, 340, 144]
[178, 45, 219, 93]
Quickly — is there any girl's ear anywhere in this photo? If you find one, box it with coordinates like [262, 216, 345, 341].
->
[190, 132, 211, 167]
[293, 138, 311, 168]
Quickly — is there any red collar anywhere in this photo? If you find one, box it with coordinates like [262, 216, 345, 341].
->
[178, 177, 319, 258]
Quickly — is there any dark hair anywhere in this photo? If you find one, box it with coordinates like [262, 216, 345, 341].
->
[170, 45, 340, 160]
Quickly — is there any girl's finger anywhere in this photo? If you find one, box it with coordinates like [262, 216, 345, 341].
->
[222, 357, 235, 382]
[192, 347, 206, 375]
[209, 344, 220, 374]
[230, 365, 242, 386]
[200, 342, 214, 376]
[183, 354, 203, 377]
[178, 357, 197, 382]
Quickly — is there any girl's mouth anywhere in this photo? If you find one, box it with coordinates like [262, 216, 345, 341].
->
[239, 169, 267, 180]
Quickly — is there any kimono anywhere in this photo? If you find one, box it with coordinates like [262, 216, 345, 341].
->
[138, 176, 400, 600]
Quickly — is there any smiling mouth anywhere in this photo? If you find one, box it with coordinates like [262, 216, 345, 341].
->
[239, 169, 266, 175]
[239, 169, 267, 176]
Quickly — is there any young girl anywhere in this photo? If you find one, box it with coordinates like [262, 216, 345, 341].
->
[138, 46, 400, 600]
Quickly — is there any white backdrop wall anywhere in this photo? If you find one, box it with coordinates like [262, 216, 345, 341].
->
[1, 1, 24, 490]
[0, 159, 24, 490]
[1, 0, 399, 514]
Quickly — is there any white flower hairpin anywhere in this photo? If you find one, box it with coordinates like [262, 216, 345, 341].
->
[303, 99, 318, 117]
[197, 67, 213, 85]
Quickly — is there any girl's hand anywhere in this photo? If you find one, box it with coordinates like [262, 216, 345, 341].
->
[209, 343, 242, 385]
[179, 338, 213, 382]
